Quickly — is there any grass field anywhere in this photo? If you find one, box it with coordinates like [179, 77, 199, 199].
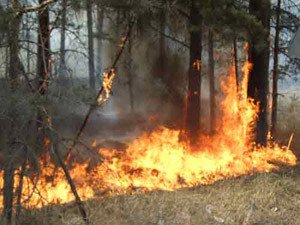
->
[17, 167, 300, 225]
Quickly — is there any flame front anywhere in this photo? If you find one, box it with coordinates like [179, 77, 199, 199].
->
[0, 60, 297, 209]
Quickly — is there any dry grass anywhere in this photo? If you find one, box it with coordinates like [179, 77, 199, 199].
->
[16, 168, 300, 225]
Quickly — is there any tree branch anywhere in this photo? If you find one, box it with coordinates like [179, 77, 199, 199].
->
[148, 23, 189, 49]
[64, 18, 136, 160]
[18, 0, 58, 14]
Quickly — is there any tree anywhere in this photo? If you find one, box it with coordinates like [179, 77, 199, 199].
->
[126, 23, 135, 112]
[186, 0, 202, 142]
[87, 0, 95, 89]
[158, 1, 166, 79]
[271, 0, 281, 137]
[37, 0, 51, 94]
[9, 0, 22, 88]
[208, 30, 216, 134]
[96, 4, 104, 79]
[2, 1, 22, 224]
[247, 0, 271, 146]
[59, 0, 68, 83]
[233, 38, 239, 91]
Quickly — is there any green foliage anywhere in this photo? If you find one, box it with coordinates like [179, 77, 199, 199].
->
[201, 0, 265, 41]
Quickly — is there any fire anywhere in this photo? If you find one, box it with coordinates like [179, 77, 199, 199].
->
[0, 60, 297, 209]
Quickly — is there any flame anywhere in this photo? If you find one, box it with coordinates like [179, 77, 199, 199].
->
[192, 59, 201, 71]
[0, 59, 297, 209]
[97, 69, 116, 104]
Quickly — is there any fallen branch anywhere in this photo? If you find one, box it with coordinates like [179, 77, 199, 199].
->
[38, 111, 90, 224]
[242, 201, 256, 225]
[65, 18, 136, 160]
[52, 145, 89, 224]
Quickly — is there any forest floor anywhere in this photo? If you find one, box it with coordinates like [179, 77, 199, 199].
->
[19, 167, 300, 225]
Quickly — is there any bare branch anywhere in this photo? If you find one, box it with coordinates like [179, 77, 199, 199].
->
[18, 0, 58, 14]
[148, 23, 189, 49]
[65, 18, 136, 160]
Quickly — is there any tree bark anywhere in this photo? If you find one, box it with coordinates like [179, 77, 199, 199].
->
[26, 13, 31, 74]
[3, 1, 21, 221]
[86, 0, 95, 89]
[158, 5, 166, 78]
[9, 0, 21, 88]
[37, 0, 51, 94]
[186, 0, 202, 143]
[4, 0, 21, 220]
[233, 38, 239, 92]
[208, 30, 216, 134]
[247, 0, 271, 146]
[5, 0, 10, 80]
[59, 0, 68, 83]
[127, 28, 134, 112]
[15, 149, 27, 223]
[96, 4, 104, 79]
[36, 0, 51, 162]
[271, 0, 281, 137]
[2, 160, 14, 225]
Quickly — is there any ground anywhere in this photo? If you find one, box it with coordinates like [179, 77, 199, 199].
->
[18, 167, 300, 225]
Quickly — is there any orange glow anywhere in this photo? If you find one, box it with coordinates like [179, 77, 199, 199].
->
[0, 59, 297, 209]
[193, 59, 201, 71]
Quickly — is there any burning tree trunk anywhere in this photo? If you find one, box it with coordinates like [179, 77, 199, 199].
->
[208, 30, 216, 134]
[86, 0, 95, 89]
[271, 0, 281, 137]
[186, 0, 202, 142]
[247, 0, 270, 146]
[59, 0, 68, 83]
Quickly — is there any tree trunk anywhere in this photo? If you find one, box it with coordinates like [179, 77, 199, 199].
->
[127, 27, 134, 112]
[37, 0, 51, 94]
[158, 5, 166, 78]
[5, 0, 10, 80]
[208, 30, 215, 134]
[247, 0, 270, 146]
[186, 0, 202, 143]
[36, 0, 51, 161]
[271, 0, 281, 137]
[233, 38, 239, 91]
[59, 0, 68, 83]
[9, 0, 21, 88]
[86, 0, 95, 89]
[96, 4, 104, 79]
[3, 2, 21, 220]
[15, 148, 27, 223]
[2, 160, 14, 225]
[26, 13, 31, 74]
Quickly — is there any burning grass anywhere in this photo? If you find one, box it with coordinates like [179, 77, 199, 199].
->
[0, 60, 297, 211]
[18, 168, 300, 225]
